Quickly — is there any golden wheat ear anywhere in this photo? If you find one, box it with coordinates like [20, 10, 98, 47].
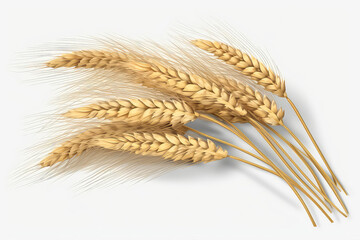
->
[191, 39, 286, 97]
[39, 122, 185, 167]
[29, 122, 195, 189]
[94, 132, 228, 163]
[192, 38, 347, 194]
[63, 98, 199, 126]
[213, 76, 284, 125]
[77, 132, 228, 189]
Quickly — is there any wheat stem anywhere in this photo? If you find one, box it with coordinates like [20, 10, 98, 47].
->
[195, 123, 341, 217]
[222, 117, 341, 219]
[228, 155, 276, 174]
[286, 96, 347, 195]
[186, 122, 345, 218]
[281, 122, 348, 215]
[248, 118, 333, 213]
[185, 126, 263, 162]
[280, 121, 340, 191]
[265, 126, 327, 195]
[199, 114, 317, 226]
[249, 120, 328, 202]
[264, 125, 327, 196]
[250, 119, 347, 217]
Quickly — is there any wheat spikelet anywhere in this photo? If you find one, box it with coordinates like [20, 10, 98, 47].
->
[215, 77, 285, 125]
[46, 50, 129, 69]
[94, 132, 228, 163]
[40, 123, 185, 167]
[192, 39, 286, 97]
[64, 98, 199, 126]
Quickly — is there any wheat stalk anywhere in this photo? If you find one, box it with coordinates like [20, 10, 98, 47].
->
[94, 132, 228, 163]
[40, 122, 185, 167]
[192, 39, 286, 97]
[64, 98, 199, 126]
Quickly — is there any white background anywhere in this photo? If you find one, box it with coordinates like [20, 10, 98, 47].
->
[1, 0, 360, 239]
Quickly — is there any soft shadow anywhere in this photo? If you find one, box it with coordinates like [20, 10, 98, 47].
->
[235, 164, 299, 209]
[157, 158, 299, 209]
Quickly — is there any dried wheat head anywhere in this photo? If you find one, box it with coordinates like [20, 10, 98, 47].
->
[94, 132, 228, 163]
[192, 39, 286, 97]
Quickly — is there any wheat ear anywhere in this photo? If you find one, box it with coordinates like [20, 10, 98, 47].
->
[64, 98, 199, 126]
[216, 77, 284, 125]
[191, 39, 286, 97]
[94, 132, 228, 163]
[193, 39, 346, 194]
[40, 123, 185, 167]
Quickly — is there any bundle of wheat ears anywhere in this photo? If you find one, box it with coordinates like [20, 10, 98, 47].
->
[24, 33, 347, 226]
